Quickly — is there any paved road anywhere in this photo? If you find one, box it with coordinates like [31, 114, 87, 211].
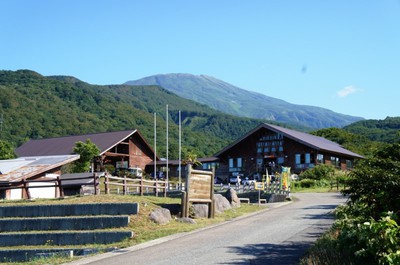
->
[66, 193, 347, 265]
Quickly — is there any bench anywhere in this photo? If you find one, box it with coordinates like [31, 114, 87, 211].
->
[239, 198, 250, 204]
[258, 199, 267, 204]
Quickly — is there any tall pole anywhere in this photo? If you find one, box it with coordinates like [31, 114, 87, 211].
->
[178, 110, 182, 189]
[154, 113, 156, 179]
[166, 105, 169, 186]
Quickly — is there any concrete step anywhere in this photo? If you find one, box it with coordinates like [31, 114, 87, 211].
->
[0, 247, 117, 263]
[0, 215, 129, 231]
[0, 202, 139, 217]
[0, 230, 134, 246]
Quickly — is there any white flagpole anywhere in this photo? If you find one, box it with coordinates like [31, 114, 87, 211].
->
[154, 113, 156, 179]
[179, 110, 182, 189]
[166, 104, 169, 186]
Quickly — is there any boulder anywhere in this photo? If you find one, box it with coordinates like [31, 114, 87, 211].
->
[191, 204, 209, 218]
[149, 208, 172, 225]
[224, 188, 241, 208]
[214, 194, 231, 214]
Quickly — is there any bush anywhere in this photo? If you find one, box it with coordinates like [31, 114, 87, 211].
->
[299, 164, 336, 181]
[299, 178, 316, 188]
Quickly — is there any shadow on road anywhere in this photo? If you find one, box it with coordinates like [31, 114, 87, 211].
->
[222, 241, 313, 265]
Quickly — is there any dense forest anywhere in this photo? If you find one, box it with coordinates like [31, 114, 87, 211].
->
[0, 70, 274, 158]
[1, 70, 398, 159]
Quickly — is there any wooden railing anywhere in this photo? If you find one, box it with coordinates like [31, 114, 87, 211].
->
[104, 175, 167, 197]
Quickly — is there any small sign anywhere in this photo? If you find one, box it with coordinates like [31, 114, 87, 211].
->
[255, 182, 264, 190]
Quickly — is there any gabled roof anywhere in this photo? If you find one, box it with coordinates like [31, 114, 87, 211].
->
[215, 123, 364, 159]
[0, 155, 80, 182]
[15, 129, 156, 158]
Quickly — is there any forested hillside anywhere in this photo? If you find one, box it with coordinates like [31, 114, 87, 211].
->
[0, 70, 272, 158]
[343, 117, 400, 143]
[311, 127, 386, 157]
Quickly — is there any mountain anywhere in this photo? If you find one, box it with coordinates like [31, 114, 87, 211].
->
[0, 70, 276, 158]
[125, 74, 364, 129]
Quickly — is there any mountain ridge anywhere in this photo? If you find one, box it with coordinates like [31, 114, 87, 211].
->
[125, 73, 364, 129]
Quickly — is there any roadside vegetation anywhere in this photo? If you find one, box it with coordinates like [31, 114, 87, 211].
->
[300, 143, 400, 265]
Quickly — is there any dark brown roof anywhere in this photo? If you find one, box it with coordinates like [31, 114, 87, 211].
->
[215, 123, 364, 159]
[15, 130, 154, 157]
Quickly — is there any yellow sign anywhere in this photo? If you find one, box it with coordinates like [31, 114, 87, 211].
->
[255, 182, 264, 190]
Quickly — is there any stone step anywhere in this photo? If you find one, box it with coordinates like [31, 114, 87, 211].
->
[0, 247, 116, 263]
[0, 230, 134, 246]
[0, 215, 129, 231]
[0, 202, 139, 217]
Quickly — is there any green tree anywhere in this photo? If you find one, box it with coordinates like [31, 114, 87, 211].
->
[72, 139, 100, 173]
[0, 140, 15, 159]
[342, 143, 400, 221]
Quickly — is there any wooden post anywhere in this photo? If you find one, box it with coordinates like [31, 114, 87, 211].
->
[123, 175, 127, 195]
[140, 177, 144, 196]
[163, 180, 167, 197]
[23, 178, 31, 200]
[181, 191, 187, 218]
[105, 174, 109, 194]
[93, 173, 98, 195]
[155, 180, 159, 197]
[57, 176, 64, 198]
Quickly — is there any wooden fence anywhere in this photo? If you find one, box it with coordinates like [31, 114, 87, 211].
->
[104, 175, 168, 197]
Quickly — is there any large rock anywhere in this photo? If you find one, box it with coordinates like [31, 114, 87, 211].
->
[224, 188, 241, 208]
[191, 204, 209, 218]
[214, 194, 231, 214]
[149, 208, 172, 225]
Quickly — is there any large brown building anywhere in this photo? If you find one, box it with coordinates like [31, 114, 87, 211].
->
[204, 123, 364, 181]
[15, 130, 157, 173]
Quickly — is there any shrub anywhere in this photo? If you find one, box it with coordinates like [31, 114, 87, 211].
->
[299, 164, 336, 181]
[299, 178, 316, 188]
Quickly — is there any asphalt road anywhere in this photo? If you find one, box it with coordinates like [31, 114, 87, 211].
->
[65, 192, 347, 265]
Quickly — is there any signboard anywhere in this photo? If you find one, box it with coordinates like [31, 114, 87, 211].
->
[181, 164, 215, 218]
[255, 182, 264, 190]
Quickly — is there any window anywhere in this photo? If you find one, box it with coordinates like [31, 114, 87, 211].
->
[317, 154, 324, 164]
[237, 158, 242, 168]
[295, 154, 301, 164]
[331, 156, 340, 167]
[228, 158, 243, 172]
[229, 158, 234, 168]
[346, 160, 353, 169]
[305, 153, 311, 164]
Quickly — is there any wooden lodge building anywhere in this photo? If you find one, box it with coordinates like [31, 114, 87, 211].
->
[15, 130, 158, 173]
[202, 123, 364, 181]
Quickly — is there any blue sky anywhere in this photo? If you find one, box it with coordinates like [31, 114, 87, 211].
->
[1, 0, 399, 120]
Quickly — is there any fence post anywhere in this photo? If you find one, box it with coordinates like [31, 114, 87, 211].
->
[57, 176, 64, 198]
[105, 174, 109, 194]
[23, 178, 31, 200]
[93, 173, 98, 195]
[155, 180, 159, 197]
[123, 175, 127, 195]
[140, 177, 144, 196]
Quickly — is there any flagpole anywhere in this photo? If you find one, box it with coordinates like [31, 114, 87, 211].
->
[166, 104, 169, 187]
[178, 110, 182, 189]
[154, 113, 156, 179]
